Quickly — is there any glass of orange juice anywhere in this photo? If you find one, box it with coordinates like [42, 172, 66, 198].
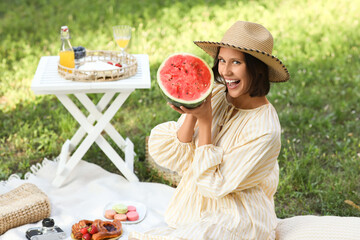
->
[113, 25, 132, 53]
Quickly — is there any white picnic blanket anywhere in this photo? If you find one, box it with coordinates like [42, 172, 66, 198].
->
[0, 158, 175, 240]
[1, 159, 360, 240]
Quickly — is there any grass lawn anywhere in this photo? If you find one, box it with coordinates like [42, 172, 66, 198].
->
[1, 0, 359, 218]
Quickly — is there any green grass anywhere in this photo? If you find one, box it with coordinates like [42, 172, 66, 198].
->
[1, 0, 359, 218]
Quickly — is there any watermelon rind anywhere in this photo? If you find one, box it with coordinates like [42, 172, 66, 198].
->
[157, 52, 214, 109]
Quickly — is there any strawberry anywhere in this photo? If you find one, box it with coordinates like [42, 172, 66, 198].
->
[88, 225, 98, 234]
[107, 61, 113, 65]
[115, 63, 122, 67]
[82, 233, 91, 240]
[80, 227, 88, 235]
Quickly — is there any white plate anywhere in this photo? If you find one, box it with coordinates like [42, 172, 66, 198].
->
[103, 201, 147, 224]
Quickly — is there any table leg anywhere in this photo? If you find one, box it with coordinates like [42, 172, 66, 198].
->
[53, 91, 138, 187]
[75, 92, 136, 173]
[69, 92, 116, 151]
[74, 93, 129, 151]
[125, 137, 135, 172]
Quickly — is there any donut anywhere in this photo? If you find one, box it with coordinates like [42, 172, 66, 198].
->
[71, 219, 93, 239]
[92, 219, 122, 240]
[71, 219, 123, 240]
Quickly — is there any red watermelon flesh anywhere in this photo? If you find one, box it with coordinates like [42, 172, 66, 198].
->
[158, 54, 212, 102]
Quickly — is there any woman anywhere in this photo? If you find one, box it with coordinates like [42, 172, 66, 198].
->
[130, 21, 290, 240]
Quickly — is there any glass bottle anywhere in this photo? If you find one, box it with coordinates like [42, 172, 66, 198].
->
[59, 26, 75, 72]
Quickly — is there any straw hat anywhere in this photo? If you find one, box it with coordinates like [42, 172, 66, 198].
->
[194, 21, 290, 82]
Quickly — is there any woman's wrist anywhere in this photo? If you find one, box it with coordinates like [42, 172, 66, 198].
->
[185, 114, 197, 124]
[177, 114, 197, 143]
[197, 118, 212, 146]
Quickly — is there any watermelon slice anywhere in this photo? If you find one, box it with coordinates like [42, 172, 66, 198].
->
[157, 53, 214, 109]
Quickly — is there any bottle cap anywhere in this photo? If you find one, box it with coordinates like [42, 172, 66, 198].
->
[61, 26, 69, 32]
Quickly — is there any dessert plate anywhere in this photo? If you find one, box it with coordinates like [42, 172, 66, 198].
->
[71, 223, 126, 240]
[71, 228, 125, 240]
[103, 201, 147, 224]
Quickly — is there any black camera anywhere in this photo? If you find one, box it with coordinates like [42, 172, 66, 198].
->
[25, 218, 66, 240]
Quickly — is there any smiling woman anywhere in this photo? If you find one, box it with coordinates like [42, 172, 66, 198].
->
[215, 48, 270, 109]
[129, 21, 290, 240]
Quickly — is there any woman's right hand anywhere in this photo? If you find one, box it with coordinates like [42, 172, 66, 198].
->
[168, 94, 212, 122]
[167, 102, 187, 115]
[181, 94, 212, 124]
[170, 94, 212, 145]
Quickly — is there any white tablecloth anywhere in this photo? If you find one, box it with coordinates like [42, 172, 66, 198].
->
[0, 158, 175, 240]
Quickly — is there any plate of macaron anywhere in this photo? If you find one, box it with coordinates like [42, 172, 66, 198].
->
[103, 201, 147, 224]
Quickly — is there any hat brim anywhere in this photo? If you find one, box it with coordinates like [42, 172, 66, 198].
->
[194, 41, 290, 82]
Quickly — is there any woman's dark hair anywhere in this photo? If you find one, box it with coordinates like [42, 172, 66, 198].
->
[212, 48, 270, 97]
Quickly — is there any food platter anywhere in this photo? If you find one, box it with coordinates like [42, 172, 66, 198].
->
[71, 219, 125, 240]
[103, 201, 147, 224]
[57, 50, 137, 82]
[71, 229, 125, 240]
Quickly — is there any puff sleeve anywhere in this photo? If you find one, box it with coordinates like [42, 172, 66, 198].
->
[148, 115, 195, 175]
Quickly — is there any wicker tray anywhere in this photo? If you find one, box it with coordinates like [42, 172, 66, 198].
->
[0, 183, 51, 234]
[58, 50, 138, 82]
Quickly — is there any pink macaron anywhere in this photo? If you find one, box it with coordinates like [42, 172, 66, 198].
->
[114, 213, 127, 221]
[127, 205, 137, 212]
[126, 211, 139, 221]
[104, 209, 117, 220]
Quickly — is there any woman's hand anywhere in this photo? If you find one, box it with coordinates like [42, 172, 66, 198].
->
[168, 94, 212, 123]
[169, 94, 212, 146]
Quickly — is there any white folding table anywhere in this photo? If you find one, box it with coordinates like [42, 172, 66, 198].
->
[31, 55, 151, 187]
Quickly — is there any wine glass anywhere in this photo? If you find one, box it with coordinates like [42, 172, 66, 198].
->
[113, 25, 132, 54]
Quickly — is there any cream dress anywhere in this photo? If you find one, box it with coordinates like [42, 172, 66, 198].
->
[129, 83, 281, 240]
